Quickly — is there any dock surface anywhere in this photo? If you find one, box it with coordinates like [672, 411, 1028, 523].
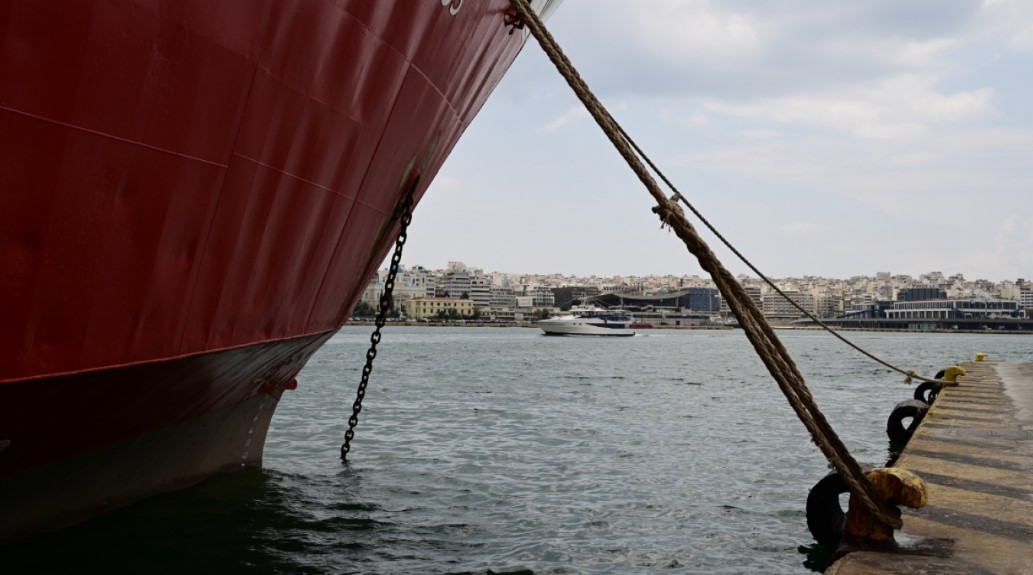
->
[827, 361, 1033, 574]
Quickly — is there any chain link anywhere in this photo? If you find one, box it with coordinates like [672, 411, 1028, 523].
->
[341, 188, 415, 461]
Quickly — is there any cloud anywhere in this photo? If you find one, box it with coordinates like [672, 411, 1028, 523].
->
[677, 123, 1033, 220]
[978, 0, 1033, 51]
[996, 214, 1033, 248]
[740, 129, 780, 141]
[432, 175, 462, 191]
[683, 111, 712, 127]
[539, 106, 589, 132]
[700, 75, 994, 138]
[412, 1, 1033, 282]
[1008, 23, 1033, 50]
[547, 0, 1005, 102]
[778, 221, 817, 235]
[621, 0, 763, 68]
[954, 213, 1033, 278]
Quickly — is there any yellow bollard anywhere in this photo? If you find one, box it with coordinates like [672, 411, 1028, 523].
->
[941, 365, 966, 386]
[975, 353, 987, 362]
[843, 468, 927, 546]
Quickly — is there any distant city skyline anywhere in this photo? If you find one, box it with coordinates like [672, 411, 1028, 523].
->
[382, 261, 1026, 292]
[398, 1, 1033, 283]
[389, 260, 1021, 285]
[365, 261, 1032, 324]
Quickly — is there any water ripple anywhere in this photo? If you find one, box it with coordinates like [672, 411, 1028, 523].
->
[6, 327, 1031, 574]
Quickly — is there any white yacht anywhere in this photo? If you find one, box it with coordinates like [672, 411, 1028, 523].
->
[538, 304, 636, 337]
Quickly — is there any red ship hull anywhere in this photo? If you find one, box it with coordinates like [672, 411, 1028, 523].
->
[0, 0, 557, 539]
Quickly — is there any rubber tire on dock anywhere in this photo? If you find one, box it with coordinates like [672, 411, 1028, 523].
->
[914, 381, 942, 404]
[886, 399, 929, 443]
[806, 471, 848, 547]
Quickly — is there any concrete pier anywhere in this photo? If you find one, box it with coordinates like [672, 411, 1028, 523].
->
[827, 360, 1033, 574]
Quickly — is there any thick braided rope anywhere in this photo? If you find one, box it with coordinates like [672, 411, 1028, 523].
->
[509, 0, 902, 529]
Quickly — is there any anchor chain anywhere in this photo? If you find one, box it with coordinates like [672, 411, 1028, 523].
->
[340, 188, 415, 462]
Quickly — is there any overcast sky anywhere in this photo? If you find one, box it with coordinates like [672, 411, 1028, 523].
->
[401, 0, 1033, 282]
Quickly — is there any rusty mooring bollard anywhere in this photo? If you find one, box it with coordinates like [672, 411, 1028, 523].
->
[843, 467, 928, 545]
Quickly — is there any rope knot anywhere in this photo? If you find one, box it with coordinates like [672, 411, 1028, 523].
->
[904, 370, 916, 385]
[653, 194, 685, 231]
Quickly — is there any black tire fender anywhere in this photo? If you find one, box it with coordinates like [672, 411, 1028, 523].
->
[886, 399, 929, 443]
[806, 471, 848, 547]
[914, 381, 943, 404]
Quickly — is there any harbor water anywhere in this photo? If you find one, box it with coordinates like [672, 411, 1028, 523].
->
[7, 327, 1032, 574]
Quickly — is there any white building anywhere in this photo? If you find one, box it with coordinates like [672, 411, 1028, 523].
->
[440, 269, 472, 299]
[762, 289, 815, 317]
[469, 277, 492, 309]
[885, 298, 1019, 320]
[361, 274, 383, 305]
[529, 285, 555, 307]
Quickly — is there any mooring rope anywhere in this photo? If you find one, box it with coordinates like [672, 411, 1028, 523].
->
[610, 121, 941, 387]
[508, 0, 903, 530]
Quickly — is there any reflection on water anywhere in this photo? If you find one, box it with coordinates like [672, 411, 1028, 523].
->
[4, 328, 1030, 573]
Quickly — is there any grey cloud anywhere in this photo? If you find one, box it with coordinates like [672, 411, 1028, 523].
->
[533, 0, 988, 100]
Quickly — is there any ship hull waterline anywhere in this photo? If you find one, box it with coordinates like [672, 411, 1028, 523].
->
[0, 330, 334, 541]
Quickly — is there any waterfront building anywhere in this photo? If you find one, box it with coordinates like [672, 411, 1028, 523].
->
[815, 293, 843, 318]
[682, 287, 721, 313]
[593, 287, 720, 313]
[489, 286, 517, 308]
[440, 269, 472, 299]
[762, 289, 815, 318]
[391, 265, 437, 306]
[361, 274, 383, 305]
[884, 298, 1019, 320]
[841, 301, 893, 319]
[373, 262, 1028, 323]
[530, 286, 555, 307]
[408, 296, 475, 319]
[487, 286, 518, 320]
[721, 284, 762, 315]
[551, 286, 600, 309]
[744, 286, 762, 308]
[898, 286, 947, 301]
[360, 266, 439, 314]
[469, 277, 492, 310]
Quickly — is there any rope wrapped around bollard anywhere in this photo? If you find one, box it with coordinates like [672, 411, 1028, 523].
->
[507, 0, 904, 532]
